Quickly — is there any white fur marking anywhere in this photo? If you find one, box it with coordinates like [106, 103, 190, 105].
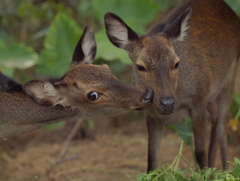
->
[108, 20, 129, 48]
[82, 29, 95, 64]
[177, 13, 191, 42]
[43, 83, 57, 97]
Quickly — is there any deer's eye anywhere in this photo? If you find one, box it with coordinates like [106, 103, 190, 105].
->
[87, 92, 99, 101]
[137, 64, 146, 72]
[174, 62, 179, 69]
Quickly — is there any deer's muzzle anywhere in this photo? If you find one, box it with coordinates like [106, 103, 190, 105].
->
[141, 88, 154, 104]
[158, 96, 176, 115]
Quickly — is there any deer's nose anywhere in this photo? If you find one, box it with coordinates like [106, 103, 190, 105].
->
[160, 97, 175, 113]
[141, 88, 153, 104]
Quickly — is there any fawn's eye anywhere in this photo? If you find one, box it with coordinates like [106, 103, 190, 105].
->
[137, 64, 146, 72]
[87, 92, 99, 101]
[174, 62, 179, 69]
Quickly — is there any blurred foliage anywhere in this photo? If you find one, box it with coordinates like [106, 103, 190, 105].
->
[0, 39, 38, 76]
[92, 0, 159, 33]
[0, 0, 239, 78]
[0, 0, 161, 78]
[84, 117, 94, 130]
[229, 94, 240, 132]
[169, 118, 193, 146]
[95, 29, 131, 65]
[43, 121, 66, 131]
[225, 0, 240, 14]
[155, 0, 179, 10]
[37, 12, 82, 77]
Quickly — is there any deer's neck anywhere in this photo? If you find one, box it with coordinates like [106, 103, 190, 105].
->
[0, 91, 79, 139]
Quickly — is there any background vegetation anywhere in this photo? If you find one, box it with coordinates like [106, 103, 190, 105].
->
[1, 0, 239, 79]
[1, 0, 240, 180]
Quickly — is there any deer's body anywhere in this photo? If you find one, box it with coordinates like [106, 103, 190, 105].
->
[0, 90, 78, 138]
[104, 0, 240, 171]
[0, 26, 153, 139]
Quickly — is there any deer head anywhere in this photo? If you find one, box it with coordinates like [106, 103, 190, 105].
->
[0, 26, 154, 138]
[20, 26, 153, 118]
[104, 9, 191, 115]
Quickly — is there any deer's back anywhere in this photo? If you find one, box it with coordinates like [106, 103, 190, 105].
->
[0, 91, 76, 122]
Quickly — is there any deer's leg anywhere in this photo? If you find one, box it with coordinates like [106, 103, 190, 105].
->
[216, 92, 233, 169]
[147, 115, 164, 173]
[217, 111, 229, 170]
[217, 103, 230, 170]
[191, 103, 208, 169]
[217, 67, 236, 169]
[207, 102, 218, 167]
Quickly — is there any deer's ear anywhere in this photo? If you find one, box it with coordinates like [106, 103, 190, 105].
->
[22, 80, 66, 107]
[104, 12, 138, 52]
[163, 8, 192, 42]
[71, 26, 97, 67]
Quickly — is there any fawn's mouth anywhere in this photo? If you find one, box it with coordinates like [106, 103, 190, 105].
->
[135, 107, 145, 111]
[134, 103, 152, 111]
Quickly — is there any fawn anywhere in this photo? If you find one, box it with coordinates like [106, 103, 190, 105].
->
[0, 26, 153, 139]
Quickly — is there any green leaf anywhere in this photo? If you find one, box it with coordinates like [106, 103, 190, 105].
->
[224, 0, 240, 15]
[136, 173, 148, 181]
[231, 164, 240, 178]
[233, 94, 240, 107]
[95, 30, 132, 64]
[84, 118, 94, 130]
[155, 0, 178, 10]
[0, 30, 10, 43]
[203, 168, 217, 180]
[172, 118, 193, 145]
[37, 12, 82, 77]
[174, 172, 188, 181]
[190, 172, 201, 180]
[136, 156, 240, 181]
[92, 0, 160, 34]
[43, 121, 66, 131]
[1, 66, 14, 77]
[0, 41, 38, 70]
[163, 174, 177, 181]
[234, 157, 240, 165]
[0, 38, 4, 47]
[77, 0, 94, 18]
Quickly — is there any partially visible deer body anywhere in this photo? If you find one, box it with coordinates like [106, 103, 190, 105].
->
[104, 0, 240, 171]
[0, 26, 153, 139]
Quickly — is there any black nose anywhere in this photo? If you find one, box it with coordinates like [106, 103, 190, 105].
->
[141, 88, 153, 104]
[160, 97, 175, 112]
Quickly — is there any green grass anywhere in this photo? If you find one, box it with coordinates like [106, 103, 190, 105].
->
[136, 141, 240, 181]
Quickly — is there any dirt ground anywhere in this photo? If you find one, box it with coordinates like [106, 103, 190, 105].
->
[1, 115, 240, 181]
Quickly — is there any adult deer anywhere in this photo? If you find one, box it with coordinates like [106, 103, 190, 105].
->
[104, 0, 240, 172]
[0, 26, 153, 139]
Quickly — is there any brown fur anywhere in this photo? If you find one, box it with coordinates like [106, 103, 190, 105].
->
[104, 0, 240, 171]
[0, 26, 153, 139]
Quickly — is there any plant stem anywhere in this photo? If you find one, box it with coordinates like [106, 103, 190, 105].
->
[174, 141, 184, 171]
[190, 142, 198, 169]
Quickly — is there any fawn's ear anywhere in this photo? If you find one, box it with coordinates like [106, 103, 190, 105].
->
[163, 8, 192, 42]
[104, 12, 138, 52]
[71, 26, 97, 67]
[23, 80, 66, 107]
